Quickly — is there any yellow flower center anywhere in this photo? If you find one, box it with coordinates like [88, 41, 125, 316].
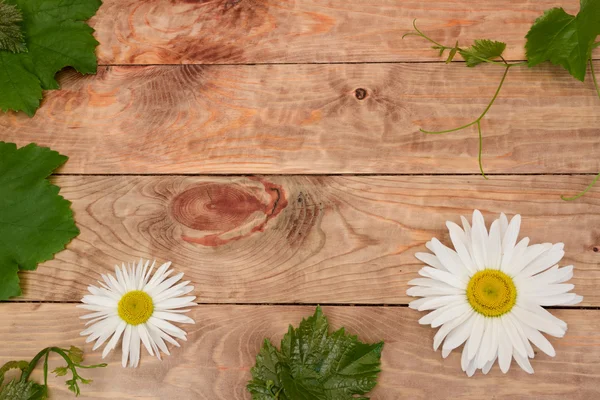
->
[118, 290, 154, 325]
[466, 270, 517, 317]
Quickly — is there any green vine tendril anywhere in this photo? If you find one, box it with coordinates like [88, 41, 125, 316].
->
[561, 57, 600, 201]
[0, 346, 106, 397]
[405, 20, 600, 200]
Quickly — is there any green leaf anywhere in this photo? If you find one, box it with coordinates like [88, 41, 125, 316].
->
[0, 142, 79, 300]
[0, 379, 46, 400]
[0, 0, 101, 116]
[247, 307, 384, 400]
[446, 41, 459, 64]
[458, 39, 507, 67]
[0, 0, 26, 53]
[526, 0, 600, 81]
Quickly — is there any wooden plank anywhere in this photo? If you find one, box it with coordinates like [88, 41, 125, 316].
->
[17, 175, 600, 305]
[2, 63, 600, 174]
[1, 304, 598, 399]
[90, 0, 585, 64]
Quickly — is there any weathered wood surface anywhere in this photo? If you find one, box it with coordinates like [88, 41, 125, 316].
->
[2, 63, 600, 174]
[1, 304, 598, 400]
[90, 0, 585, 64]
[17, 175, 600, 305]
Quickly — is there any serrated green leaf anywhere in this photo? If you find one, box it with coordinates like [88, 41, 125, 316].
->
[0, 142, 79, 300]
[248, 307, 384, 400]
[0, 0, 101, 116]
[459, 39, 507, 67]
[0, 379, 46, 400]
[526, 0, 600, 81]
[0, 0, 26, 53]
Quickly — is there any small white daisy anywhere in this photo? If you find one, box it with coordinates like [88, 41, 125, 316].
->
[407, 210, 582, 376]
[79, 259, 197, 367]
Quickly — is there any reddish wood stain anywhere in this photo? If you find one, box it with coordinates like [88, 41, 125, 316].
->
[172, 178, 287, 246]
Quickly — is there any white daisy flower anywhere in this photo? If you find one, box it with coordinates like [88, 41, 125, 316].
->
[79, 259, 197, 367]
[407, 210, 582, 376]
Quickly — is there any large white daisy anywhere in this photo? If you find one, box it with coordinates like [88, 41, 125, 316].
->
[407, 210, 582, 376]
[79, 259, 197, 367]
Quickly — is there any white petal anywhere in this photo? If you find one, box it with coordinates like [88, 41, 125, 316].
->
[121, 325, 132, 368]
[476, 319, 494, 368]
[415, 252, 446, 271]
[129, 327, 141, 368]
[146, 323, 171, 356]
[523, 284, 575, 297]
[81, 295, 117, 308]
[470, 211, 488, 271]
[416, 295, 465, 311]
[467, 314, 485, 360]
[408, 297, 430, 310]
[431, 303, 470, 328]
[520, 323, 555, 357]
[518, 299, 568, 330]
[138, 324, 155, 357]
[501, 315, 528, 358]
[498, 323, 512, 373]
[430, 239, 470, 279]
[501, 237, 529, 273]
[486, 220, 502, 269]
[442, 313, 476, 355]
[102, 321, 127, 359]
[446, 222, 477, 275]
[155, 296, 197, 310]
[419, 267, 467, 289]
[407, 278, 457, 290]
[92, 317, 121, 351]
[152, 282, 193, 303]
[518, 243, 565, 278]
[513, 352, 534, 374]
[146, 272, 185, 298]
[482, 354, 497, 375]
[148, 317, 188, 340]
[433, 310, 473, 351]
[507, 243, 552, 276]
[499, 213, 509, 238]
[533, 293, 580, 306]
[407, 286, 463, 297]
[501, 214, 521, 258]
[152, 311, 195, 324]
[511, 306, 565, 338]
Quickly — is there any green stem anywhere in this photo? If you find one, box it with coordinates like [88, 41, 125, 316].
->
[43, 353, 49, 388]
[561, 172, 600, 201]
[20, 348, 50, 382]
[591, 58, 600, 101]
[477, 121, 488, 179]
[421, 65, 509, 179]
[562, 59, 600, 201]
[594, 41, 600, 49]
[403, 20, 525, 68]
[420, 121, 477, 134]
[422, 66, 510, 134]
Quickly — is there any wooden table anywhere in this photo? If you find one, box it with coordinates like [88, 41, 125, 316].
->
[2, 0, 600, 398]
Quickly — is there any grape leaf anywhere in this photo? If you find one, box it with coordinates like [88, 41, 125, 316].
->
[247, 307, 384, 400]
[526, 0, 600, 81]
[0, 0, 101, 116]
[0, 0, 26, 53]
[0, 142, 79, 300]
[0, 379, 46, 400]
[459, 39, 507, 67]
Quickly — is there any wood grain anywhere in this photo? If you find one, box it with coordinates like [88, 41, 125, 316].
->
[17, 175, 600, 305]
[2, 63, 600, 174]
[90, 0, 586, 64]
[1, 304, 598, 399]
